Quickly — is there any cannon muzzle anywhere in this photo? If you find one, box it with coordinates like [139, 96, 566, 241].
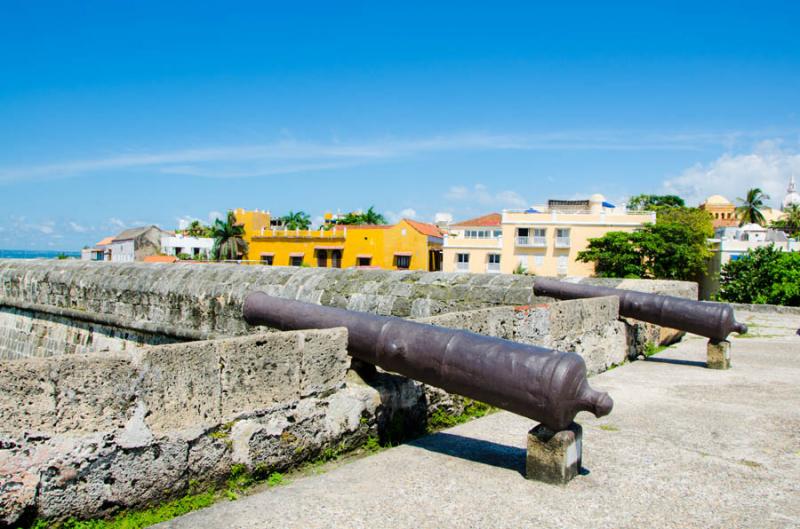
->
[533, 277, 747, 341]
[243, 292, 612, 431]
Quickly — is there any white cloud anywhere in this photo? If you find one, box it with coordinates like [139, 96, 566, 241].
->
[1, 129, 787, 183]
[663, 141, 800, 207]
[208, 211, 224, 223]
[386, 208, 418, 224]
[35, 221, 55, 235]
[109, 218, 127, 229]
[68, 221, 88, 233]
[445, 183, 527, 209]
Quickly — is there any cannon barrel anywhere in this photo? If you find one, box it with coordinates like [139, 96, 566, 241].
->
[533, 277, 747, 341]
[243, 292, 612, 431]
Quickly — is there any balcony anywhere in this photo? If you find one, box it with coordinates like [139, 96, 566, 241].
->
[486, 262, 501, 273]
[456, 262, 469, 272]
[555, 237, 571, 248]
[516, 236, 547, 247]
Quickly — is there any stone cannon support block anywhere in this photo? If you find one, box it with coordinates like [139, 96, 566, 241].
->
[0, 359, 56, 431]
[547, 296, 619, 341]
[218, 333, 304, 417]
[0, 355, 135, 434]
[53, 355, 137, 433]
[526, 422, 582, 485]
[707, 339, 731, 370]
[140, 342, 222, 432]
[417, 307, 516, 339]
[298, 327, 349, 398]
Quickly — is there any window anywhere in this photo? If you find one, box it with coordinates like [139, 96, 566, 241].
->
[487, 254, 500, 273]
[532, 228, 546, 246]
[395, 255, 411, 269]
[555, 228, 570, 248]
[456, 253, 470, 271]
[516, 228, 529, 246]
[260, 255, 274, 265]
[464, 229, 502, 239]
[357, 257, 372, 267]
[316, 250, 328, 267]
[331, 250, 342, 268]
[290, 256, 303, 266]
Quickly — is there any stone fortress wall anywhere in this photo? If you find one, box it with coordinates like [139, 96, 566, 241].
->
[0, 260, 697, 525]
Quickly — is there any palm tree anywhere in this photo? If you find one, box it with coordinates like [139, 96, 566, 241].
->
[772, 204, 800, 237]
[281, 211, 311, 230]
[360, 206, 388, 225]
[735, 188, 770, 226]
[211, 211, 248, 261]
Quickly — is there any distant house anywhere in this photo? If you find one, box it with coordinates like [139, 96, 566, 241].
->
[81, 236, 114, 261]
[160, 234, 214, 259]
[108, 226, 173, 262]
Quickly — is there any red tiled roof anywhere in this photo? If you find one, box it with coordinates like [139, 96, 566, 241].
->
[404, 219, 445, 238]
[450, 213, 501, 227]
[143, 255, 178, 263]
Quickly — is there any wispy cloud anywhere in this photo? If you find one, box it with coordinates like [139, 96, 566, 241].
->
[68, 221, 88, 233]
[663, 140, 800, 207]
[0, 130, 782, 183]
[445, 184, 527, 209]
[386, 208, 418, 224]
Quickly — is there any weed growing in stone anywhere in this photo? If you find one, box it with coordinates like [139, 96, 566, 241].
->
[427, 399, 494, 433]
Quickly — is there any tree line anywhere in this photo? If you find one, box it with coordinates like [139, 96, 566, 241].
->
[578, 190, 800, 306]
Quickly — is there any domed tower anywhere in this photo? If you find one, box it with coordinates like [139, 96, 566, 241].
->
[783, 174, 800, 211]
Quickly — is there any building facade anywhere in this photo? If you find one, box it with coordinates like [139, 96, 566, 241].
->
[441, 213, 504, 274]
[160, 235, 214, 259]
[443, 195, 655, 276]
[235, 209, 443, 271]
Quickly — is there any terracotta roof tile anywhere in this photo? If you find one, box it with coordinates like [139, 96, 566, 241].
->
[404, 219, 444, 238]
[143, 255, 178, 263]
[450, 213, 501, 227]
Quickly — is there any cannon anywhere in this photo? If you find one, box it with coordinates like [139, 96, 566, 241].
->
[533, 277, 747, 342]
[243, 292, 613, 432]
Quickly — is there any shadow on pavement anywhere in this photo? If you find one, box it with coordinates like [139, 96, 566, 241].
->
[409, 432, 526, 477]
[645, 357, 708, 368]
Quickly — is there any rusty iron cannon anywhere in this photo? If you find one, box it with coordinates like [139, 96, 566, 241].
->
[243, 292, 613, 432]
[532, 277, 747, 342]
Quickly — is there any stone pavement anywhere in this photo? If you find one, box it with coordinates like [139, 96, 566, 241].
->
[159, 311, 800, 529]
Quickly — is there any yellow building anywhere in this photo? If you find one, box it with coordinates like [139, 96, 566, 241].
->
[699, 195, 739, 228]
[234, 209, 443, 271]
[443, 195, 655, 277]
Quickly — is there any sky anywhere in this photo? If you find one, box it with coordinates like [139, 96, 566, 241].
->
[1, 1, 799, 250]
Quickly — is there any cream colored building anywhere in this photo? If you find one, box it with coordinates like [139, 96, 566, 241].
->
[443, 195, 655, 277]
[442, 213, 504, 274]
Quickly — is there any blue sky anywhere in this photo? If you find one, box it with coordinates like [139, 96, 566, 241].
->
[1, 1, 799, 250]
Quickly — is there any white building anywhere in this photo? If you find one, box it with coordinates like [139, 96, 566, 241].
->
[711, 224, 799, 265]
[108, 226, 172, 262]
[161, 234, 214, 259]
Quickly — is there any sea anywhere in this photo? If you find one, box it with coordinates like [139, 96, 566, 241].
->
[0, 249, 82, 259]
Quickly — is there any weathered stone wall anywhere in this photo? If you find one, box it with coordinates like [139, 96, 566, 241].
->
[0, 306, 178, 360]
[420, 296, 628, 375]
[0, 328, 386, 525]
[0, 261, 697, 342]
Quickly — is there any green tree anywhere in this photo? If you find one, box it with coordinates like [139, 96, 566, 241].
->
[360, 206, 388, 225]
[717, 245, 800, 306]
[735, 188, 770, 226]
[281, 211, 311, 230]
[628, 194, 685, 211]
[211, 211, 249, 261]
[329, 206, 388, 226]
[575, 231, 646, 278]
[770, 204, 800, 237]
[577, 207, 713, 281]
